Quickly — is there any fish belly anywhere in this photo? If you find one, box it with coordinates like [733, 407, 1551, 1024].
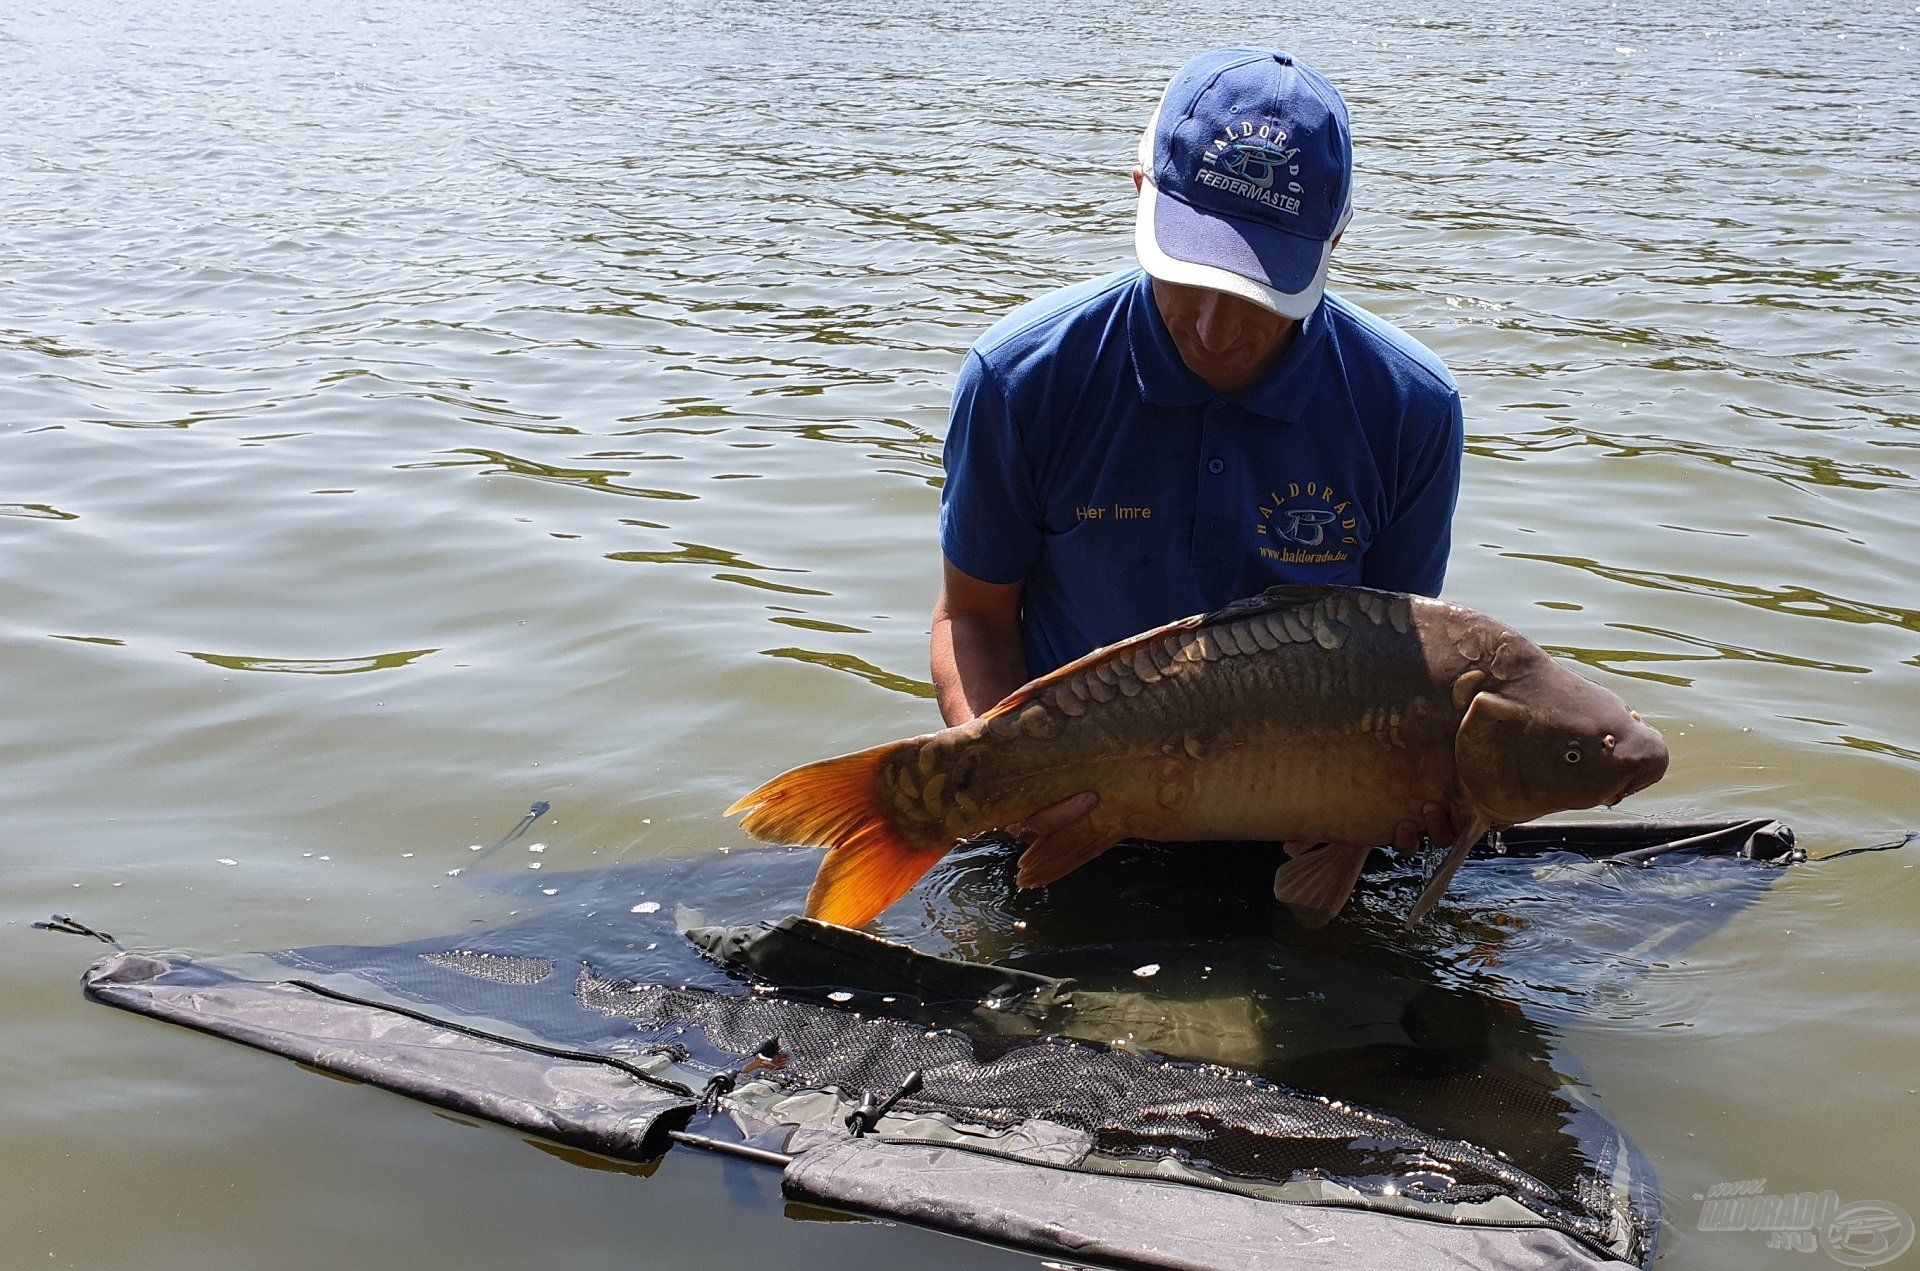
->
[1173, 731, 1427, 845]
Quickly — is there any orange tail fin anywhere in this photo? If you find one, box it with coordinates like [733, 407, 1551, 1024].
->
[726, 743, 948, 927]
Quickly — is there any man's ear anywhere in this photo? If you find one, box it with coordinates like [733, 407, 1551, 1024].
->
[1131, 166, 1144, 194]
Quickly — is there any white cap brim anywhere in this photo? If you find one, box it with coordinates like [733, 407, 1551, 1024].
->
[1133, 107, 1349, 321]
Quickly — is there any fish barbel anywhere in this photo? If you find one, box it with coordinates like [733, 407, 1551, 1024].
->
[728, 585, 1669, 928]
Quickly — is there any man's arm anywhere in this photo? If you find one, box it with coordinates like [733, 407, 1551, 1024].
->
[931, 557, 1100, 834]
[933, 349, 1100, 826]
[931, 558, 1028, 726]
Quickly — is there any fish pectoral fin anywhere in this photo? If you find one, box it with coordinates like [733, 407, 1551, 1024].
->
[1015, 819, 1119, 889]
[1272, 842, 1374, 928]
[1404, 815, 1493, 926]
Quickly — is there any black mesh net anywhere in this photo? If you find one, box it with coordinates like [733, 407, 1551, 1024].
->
[572, 970, 1580, 1222]
[101, 823, 1798, 1269]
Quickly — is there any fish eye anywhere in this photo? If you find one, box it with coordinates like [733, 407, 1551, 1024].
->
[1562, 740, 1584, 765]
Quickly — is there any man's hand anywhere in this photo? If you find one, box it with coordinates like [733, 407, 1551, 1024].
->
[1005, 791, 1100, 843]
[1392, 801, 1461, 855]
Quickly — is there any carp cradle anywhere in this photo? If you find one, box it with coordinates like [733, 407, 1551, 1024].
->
[81, 818, 1797, 1270]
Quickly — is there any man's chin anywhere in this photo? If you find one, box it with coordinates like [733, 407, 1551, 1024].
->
[1193, 363, 1262, 392]
[1173, 345, 1269, 391]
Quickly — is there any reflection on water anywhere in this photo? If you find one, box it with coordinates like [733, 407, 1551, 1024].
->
[761, 646, 935, 700]
[1509, 554, 1920, 634]
[1473, 427, 1914, 493]
[182, 648, 441, 676]
[430, 447, 702, 500]
[607, 541, 803, 573]
[1546, 623, 1873, 688]
[1, 502, 77, 520]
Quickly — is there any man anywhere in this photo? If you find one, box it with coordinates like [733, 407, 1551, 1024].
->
[932, 48, 1464, 849]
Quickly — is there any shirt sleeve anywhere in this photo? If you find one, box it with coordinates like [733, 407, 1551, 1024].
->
[1360, 385, 1463, 597]
[939, 351, 1043, 585]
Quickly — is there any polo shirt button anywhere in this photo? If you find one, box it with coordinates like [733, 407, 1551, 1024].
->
[1207, 457, 1225, 475]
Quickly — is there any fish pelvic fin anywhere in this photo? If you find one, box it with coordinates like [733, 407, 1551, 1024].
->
[1272, 841, 1375, 927]
[727, 743, 948, 927]
[1405, 815, 1493, 925]
[1015, 818, 1119, 889]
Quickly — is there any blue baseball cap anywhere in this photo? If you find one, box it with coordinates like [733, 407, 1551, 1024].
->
[1136, 49, 1354, 320]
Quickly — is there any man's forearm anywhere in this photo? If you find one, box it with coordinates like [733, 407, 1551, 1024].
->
[931, 611, 1028, 726]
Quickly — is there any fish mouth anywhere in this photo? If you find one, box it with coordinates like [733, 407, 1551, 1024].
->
[1608, 768, 1661, 807]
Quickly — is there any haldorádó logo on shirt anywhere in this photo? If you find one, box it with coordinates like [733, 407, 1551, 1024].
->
[1276, 508, 1337, 545]
[1199, 122, 1303, 215]
[1257, 480, 1357, 564]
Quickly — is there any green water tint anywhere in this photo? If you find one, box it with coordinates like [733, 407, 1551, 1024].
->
[1511, 555, 1920, 635]
[1544, 628, 1873, 689]
[0, 502, 78, 520]
[181, 648, 441, 676]
[761, 646, 937, 700]
[438, 446, 703, 500]
[1472, 428, 1914, 493]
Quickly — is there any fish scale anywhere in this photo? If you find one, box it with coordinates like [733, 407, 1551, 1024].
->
[925, 596, 1445, 847]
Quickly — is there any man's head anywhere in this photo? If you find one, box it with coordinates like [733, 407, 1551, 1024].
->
[1134, 49, 1353, 325]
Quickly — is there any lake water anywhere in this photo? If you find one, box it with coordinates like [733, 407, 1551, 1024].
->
[3, 0, 1916, 1267]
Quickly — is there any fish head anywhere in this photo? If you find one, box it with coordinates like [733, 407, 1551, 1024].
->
[1453, 651, 1669, 825]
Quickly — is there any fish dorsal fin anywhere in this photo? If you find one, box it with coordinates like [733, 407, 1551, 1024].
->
[978, 611, 1210, 724]
[1208, 582, 1351, 622]
[978, 585, 1400, 725]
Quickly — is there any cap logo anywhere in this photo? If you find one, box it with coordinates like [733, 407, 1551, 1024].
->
[1198, 121, 1303, 215]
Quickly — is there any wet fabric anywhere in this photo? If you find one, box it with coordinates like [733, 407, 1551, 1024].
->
[83, 820, 1798, 1270]
[785, 1138, 1629, 1271]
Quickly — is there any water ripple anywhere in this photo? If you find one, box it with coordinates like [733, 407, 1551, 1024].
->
[182, 648, 439, 676]
[1508, 554, 1920, 635]
[411, 448, 700, 500]
[1473, 428, 1914, 493]
[0, 503, 77, 520]
[761, 646, 935, 700]
[1543, 623, 1875, 688]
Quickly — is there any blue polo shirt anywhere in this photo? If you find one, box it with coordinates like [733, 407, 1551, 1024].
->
[940, 268, 1462, 677]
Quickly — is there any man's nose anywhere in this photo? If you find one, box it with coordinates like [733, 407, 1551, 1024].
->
[1190, 293, 1243, 354]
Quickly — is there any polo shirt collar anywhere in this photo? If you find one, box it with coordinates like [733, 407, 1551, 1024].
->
[1128, 269, 1330, 422]
[1129, 272, 1211, 409]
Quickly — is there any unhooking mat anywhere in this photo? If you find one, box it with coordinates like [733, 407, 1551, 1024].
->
[81, 819, 1799, 1270]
